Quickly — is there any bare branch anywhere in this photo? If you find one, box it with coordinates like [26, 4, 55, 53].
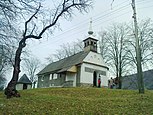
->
[38, 0, 91, 38]
[23, 3, 41, 38]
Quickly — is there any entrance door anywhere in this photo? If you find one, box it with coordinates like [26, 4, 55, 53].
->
[23, 84, 27, 90]
[93, 71, 97, 87]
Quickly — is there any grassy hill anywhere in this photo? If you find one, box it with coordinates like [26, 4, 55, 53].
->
[0, 88, 153, 115]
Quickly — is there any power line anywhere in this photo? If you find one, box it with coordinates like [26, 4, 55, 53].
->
[53, 0, 152, 42]
[30, 1, 132, 49]
[37, 9, 132, 46]
[137, 0, 153, 4]
[47, 2, 131, 40]
[45, 0, 131, 40]
[138, 4, 153, 10]
[30, 0, 153, 49]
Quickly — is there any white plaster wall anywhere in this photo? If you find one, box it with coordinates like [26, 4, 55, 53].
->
[80, 64, 93, 84]
[27, 85, 32, 89]
[66, 72, 76, 87]
[16, 84, 32, 90]
[80, 61, 109, 87]
[16, 84, 23, 90]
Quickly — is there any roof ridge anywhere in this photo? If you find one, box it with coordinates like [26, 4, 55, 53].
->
[38, 51, 90, 75]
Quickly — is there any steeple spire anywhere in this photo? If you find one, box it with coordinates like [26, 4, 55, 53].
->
[88, 18, 93, 35]
[83, 19, 98, 52]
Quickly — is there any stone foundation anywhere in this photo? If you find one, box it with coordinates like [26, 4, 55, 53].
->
[62, 81, 73, 87]
[79, 83, 93, 87]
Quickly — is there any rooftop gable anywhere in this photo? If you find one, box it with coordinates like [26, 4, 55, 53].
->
[83, 51, 108, 68]
[18, 74, 32, 84]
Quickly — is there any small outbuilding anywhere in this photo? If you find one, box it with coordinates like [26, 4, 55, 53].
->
[16, 74, 32, 90]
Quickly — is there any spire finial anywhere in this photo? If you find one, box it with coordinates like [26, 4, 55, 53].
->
[88, 18, 93, 35]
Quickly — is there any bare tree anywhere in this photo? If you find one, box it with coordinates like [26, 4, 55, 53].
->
[23, 57, 41, 88]
[0, 45, 7, 90]
[0, 0, 19, 66]
[138, 19, 153, 69]
[126, 19, 153, 71]
[0, 0, 42, 86]
[99, 19, 153, 89]
[4, 0, 92, 98]
[0, 45, 14, 90]
[99, 23, 131, 89]
[46, 39, 83, 62]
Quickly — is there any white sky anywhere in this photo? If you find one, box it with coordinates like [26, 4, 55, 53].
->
[27, 0, 153, 64]
[5, 0, 153, 83]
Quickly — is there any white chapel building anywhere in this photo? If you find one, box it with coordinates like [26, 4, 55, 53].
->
[37, 21, 109, 88]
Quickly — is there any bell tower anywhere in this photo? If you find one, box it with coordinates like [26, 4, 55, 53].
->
[83, 19, 98, 52]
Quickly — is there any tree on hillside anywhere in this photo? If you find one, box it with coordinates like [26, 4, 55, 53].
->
[0, 46, 6, 90]
[23, 57, 41, 88]
[99, 19, 153, 89]
[124, 19, 153, 91]
[4, 0, 92, 98]
[0, 0, 42, 96]
[0, 45, 14, 90]
[126, 19, 153, 70]
[122, 19, 153, 73]
[0, 0, 21, 72]
[46, 39, 83, 62]
[99, 23, 131, 89]
[0, 0, 42, 85]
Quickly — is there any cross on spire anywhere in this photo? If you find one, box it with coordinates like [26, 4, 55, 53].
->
[88, 18, 93, 35]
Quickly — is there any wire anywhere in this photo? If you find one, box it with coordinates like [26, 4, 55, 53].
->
[30, 0, 153, 49]
[39, 0, 131, 42]
[137, 0, 153, 4]
[47, 4, 131, 44]
[42, 2, 131, 42]
[33, 9, 132, 48]
[52, 0, 131, 38]
[138, 4, 153, 10]
[53, 0, 153, 42]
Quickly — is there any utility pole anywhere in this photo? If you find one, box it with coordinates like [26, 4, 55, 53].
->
[131, 0, 144, 93]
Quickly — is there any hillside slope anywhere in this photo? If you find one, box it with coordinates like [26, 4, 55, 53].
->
[0, 88, 153, 114]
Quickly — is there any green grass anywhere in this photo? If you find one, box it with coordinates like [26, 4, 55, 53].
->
[0, 88, 153, 115]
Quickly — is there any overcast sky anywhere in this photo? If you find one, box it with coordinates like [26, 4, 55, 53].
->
[26, 0, 153, 64]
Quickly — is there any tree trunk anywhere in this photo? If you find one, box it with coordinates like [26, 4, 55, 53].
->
[118, 76, 122, 89]
[118, 63, 122, 89]
[4, 39, 26, 98]
[33, 82, 36, 89]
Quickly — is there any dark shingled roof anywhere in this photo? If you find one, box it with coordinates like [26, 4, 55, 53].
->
[18, 74, 32, 84]
[38, 51, 89, 75]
